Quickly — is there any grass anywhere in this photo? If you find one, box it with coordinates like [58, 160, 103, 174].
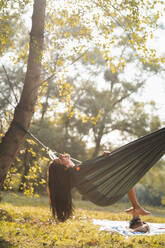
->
[0, 192, 165, 247]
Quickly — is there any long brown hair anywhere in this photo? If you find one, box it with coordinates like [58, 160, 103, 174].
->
[47, 161, 74, 222]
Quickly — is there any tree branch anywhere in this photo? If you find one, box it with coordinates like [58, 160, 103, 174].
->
[2, 65, 19, 104]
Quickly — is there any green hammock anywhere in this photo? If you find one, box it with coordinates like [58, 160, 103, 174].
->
[72, 128, 165, 206]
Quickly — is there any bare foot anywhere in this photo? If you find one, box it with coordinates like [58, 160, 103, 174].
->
[125, 207, 151, 216]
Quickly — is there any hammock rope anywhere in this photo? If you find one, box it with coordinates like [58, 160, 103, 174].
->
[13, 121, 81, 163]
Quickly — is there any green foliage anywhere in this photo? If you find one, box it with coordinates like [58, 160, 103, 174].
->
[138, 160, 165, 206]
[1, 0, 165, 206]
[68, 68, 162, 157]
[3, 137, 49, 196]
[3, 166, 20, 191]
[3, 118, 88, 196]
[0, 0, 32, 55]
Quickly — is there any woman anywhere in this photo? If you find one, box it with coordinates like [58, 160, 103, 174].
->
[129, 216, 150, 233]
[47, 153, 150, 222]
[47, 154, 74, 222]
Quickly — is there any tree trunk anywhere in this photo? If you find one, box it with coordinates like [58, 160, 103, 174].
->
[40, 85, 51, 122]
[92, 125, 105, 158]
[18, 146, 30, 192]
[0, 0, 46, 188]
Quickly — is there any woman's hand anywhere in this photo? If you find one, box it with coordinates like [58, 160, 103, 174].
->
[53, 154, 75, 168]
[103, 151, 110, 156]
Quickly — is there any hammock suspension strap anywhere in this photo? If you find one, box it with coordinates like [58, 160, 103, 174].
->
[13, 121, 81, 163]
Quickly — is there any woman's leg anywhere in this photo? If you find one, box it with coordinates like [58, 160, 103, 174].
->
[103, 152, 150, 216]
[125, 187, 151, 216]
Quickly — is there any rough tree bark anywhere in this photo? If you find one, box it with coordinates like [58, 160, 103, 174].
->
[0, 0, 46, 188]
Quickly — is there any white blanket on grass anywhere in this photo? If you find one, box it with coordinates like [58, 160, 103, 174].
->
[93, 219, 165, 236]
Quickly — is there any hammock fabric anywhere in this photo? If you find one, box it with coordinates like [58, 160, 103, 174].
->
[71, 128, 165, 207]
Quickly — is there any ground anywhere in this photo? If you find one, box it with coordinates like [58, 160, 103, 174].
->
[0, 193, 165, 247]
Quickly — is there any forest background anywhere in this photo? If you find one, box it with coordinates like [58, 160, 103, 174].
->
[0, 0, 165, 207]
